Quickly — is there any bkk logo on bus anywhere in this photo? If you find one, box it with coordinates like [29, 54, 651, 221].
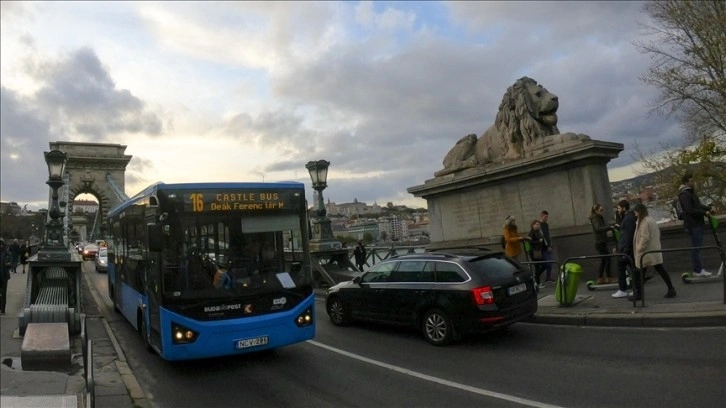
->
[203, 303, 242, 313]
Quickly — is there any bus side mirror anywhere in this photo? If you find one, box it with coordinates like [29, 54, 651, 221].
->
[148, 223, 163, 252]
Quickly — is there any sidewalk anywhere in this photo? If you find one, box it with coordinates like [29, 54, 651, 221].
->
[529, 269, 726, 327]
[0, 263, 141, 408]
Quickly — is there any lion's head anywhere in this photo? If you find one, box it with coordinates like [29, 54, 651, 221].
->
[495, 77, 560, 155]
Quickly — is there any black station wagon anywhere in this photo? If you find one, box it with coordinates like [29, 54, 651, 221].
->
[325, 249, 538, 346]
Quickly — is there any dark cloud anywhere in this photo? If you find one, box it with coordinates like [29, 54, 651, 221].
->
[0, 87, 55, 208]
[260, 1, 682, 206]
[2, 2, 687, 210]
[1, 46, 163, 208]
[32, 47, 163, 140]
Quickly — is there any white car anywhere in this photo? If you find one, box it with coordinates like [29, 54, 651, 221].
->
[95, 248, 108, 272]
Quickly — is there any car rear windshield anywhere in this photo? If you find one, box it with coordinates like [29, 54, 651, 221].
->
[465, 255, 522, 279]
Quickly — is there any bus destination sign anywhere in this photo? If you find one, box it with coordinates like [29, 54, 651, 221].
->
[185, 190, 299, 213]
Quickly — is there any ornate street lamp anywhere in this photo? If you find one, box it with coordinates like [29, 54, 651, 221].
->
[305, 160, 340, 252]
[38, 150, 72, 261]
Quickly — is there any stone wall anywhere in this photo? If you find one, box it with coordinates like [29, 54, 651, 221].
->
[409, 139, 623, 248]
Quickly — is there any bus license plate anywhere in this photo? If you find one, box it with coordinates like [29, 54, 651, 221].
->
[236, 336, 269, 349]
[508, 283, 527, 296]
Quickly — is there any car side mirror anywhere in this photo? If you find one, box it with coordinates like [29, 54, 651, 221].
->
[353, 276, 361, 285]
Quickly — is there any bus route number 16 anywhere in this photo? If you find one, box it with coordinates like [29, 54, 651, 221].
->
[190, 193, 205, 212]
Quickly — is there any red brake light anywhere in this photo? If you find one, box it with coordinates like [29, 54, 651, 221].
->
[472, 286, 494, 305]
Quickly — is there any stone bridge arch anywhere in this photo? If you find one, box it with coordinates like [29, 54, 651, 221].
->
[49, 141, 132, 240]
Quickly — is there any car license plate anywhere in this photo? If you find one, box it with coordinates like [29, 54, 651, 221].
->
[235, 336, 269, 349]
[508, 283, 527, 296]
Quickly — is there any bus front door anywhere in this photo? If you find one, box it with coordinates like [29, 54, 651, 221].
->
[146, 257, 163, 352]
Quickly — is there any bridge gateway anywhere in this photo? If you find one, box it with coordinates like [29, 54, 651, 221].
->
[49, 141, 132, 241]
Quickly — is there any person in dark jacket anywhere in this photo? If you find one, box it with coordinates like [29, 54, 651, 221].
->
[612, 200, 636, 299]
[8, 239, 20, 273]
[589, 203, 617, 284]
[19, 241, 30, 274]
[527, 220, 546, 288]
[0, 239, 11, 314]
[539, 210, 554, 283]
[678, 173, 715, 277]
[353, 241, 367, 271]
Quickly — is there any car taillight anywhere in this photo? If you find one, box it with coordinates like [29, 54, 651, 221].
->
[471, 286, 494, 305]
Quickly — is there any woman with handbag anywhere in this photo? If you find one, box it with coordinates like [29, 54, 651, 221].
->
[19, 240, 30, 274]
[528, 220, 546, 289]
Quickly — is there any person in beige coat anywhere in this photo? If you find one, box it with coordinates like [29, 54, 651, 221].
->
[631, 203, 676, 301]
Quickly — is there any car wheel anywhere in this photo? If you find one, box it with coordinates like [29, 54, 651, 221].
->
[421, 308, 455, 346]
[327, 297, 350, 326]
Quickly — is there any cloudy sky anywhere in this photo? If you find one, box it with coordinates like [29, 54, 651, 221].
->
[0, 1, 682, 211]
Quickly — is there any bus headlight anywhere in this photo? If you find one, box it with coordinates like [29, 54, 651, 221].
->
[171, 323, 198, 344]
[295, 308, 313, 327]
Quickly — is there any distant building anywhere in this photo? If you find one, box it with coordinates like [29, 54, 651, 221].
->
[320, 195, 382, 216]
[406, 218, 430, 241]
[344, 221, 380, 241]
[73, 199, 98, 214]
[0, 201, 22, 216]
[378, 215, 407, 241]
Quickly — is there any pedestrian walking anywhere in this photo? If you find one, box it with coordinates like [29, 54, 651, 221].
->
[353, 241, 367, 271]
[589, 203, 616, 284]
[527, 220, 546, 288]
[678, 173, 716, 277]
[8, 238, 20, 273]
[612, 200, 636, 299]
[631, 203, 676, 301]
[539, 210, 555, 283]
[503, 215, 530, 261]
[0, 239, 11, 314]
[19, 240, 30, 274]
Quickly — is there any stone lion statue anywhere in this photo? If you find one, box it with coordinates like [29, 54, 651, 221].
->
[435, 76, 588, 177]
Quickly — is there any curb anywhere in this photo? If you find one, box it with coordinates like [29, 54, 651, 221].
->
[82, 269, 150, 408]
[529, 310, 726, 328]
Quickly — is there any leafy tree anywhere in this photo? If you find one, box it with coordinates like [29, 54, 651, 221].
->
[362, 232, 373, 244]
[635, 0, 726, 207]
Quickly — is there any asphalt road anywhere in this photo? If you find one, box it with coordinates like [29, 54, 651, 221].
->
[84, 262, 726, 408]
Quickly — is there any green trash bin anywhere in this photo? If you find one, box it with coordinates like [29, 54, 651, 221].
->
[555, 263, 583, 306]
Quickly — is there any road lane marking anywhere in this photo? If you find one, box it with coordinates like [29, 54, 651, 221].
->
[308, 340, 565, 408]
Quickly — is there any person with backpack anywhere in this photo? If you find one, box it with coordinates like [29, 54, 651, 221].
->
[678, 173, 716, 277]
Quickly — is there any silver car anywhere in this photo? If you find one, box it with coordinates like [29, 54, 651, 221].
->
[95, 247, 108, 273]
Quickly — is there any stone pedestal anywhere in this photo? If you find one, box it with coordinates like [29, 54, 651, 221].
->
[408, 138, 623, 249]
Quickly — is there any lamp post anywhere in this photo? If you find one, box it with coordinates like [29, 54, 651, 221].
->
[38, 150, 72, 261]
[306, 160, 340, 252]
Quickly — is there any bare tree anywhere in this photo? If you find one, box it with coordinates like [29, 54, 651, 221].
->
[635, 0, 726, 207]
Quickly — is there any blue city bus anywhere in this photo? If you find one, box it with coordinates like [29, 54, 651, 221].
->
[105, 181, 315, 360]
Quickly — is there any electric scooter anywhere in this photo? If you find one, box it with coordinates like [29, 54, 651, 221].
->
[682, 215, 725, 284]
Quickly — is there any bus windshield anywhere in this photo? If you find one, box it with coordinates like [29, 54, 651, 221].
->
[160, 212, 309, 300]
